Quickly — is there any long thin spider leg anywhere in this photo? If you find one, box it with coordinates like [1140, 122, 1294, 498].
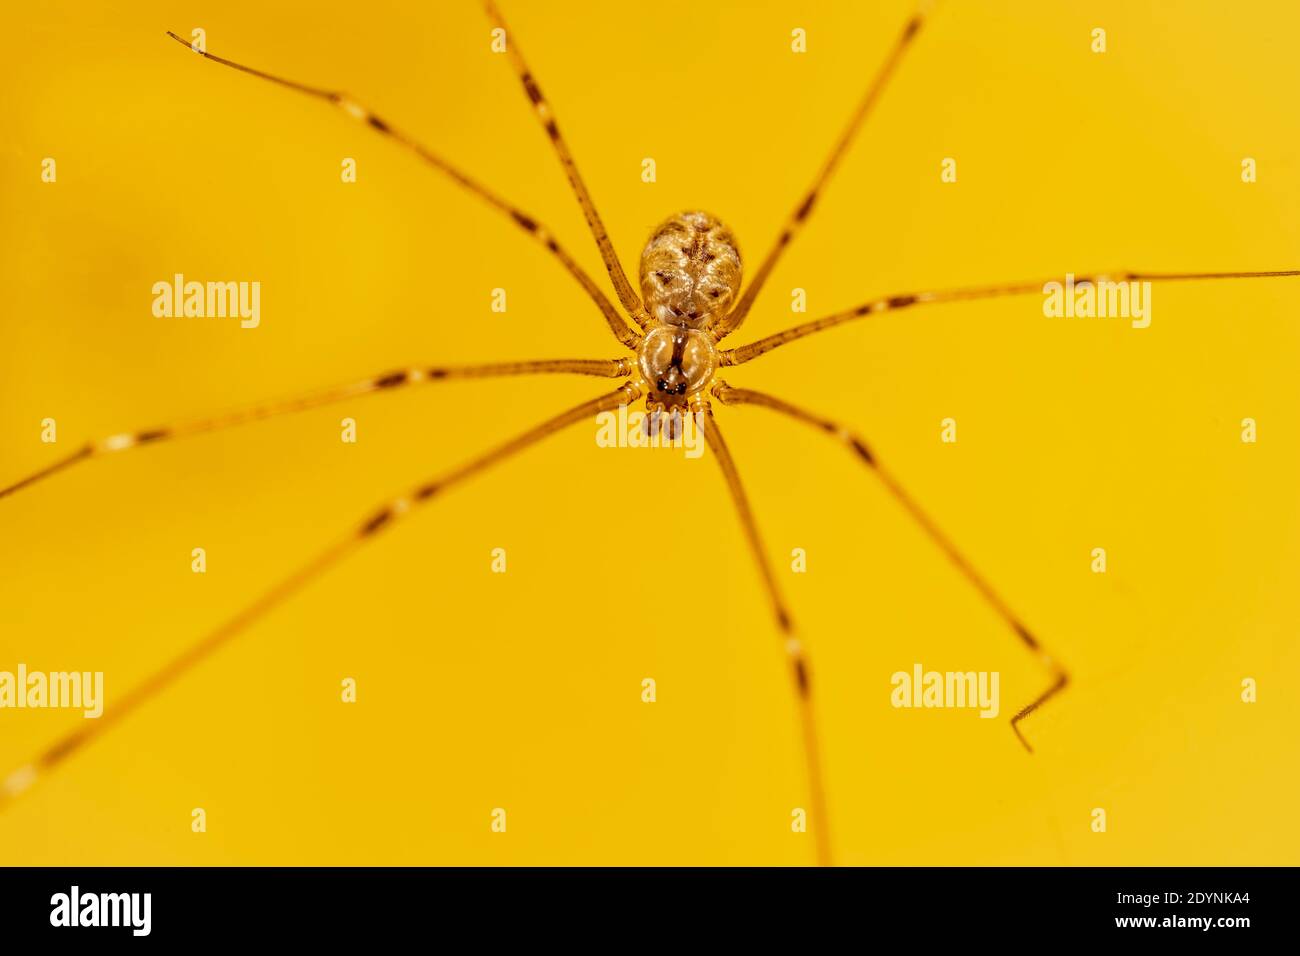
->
[0, 357, 630, 501]
[163, 31, 641, 350]
[695, 402, 832, 866]
[710, 2, 934, 342]
[723, 268, 1300, 366]
[482, 2, 648, 328]
[712, 381, 1067, 752]
[0, 383, 641, 809]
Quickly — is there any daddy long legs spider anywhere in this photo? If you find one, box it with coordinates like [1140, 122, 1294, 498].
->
[1, 0, 1295, 866]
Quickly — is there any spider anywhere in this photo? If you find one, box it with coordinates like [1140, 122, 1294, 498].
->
[1, 0, 1295, 867]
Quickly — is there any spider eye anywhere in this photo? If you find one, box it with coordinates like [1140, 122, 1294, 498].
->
[655, 271, 671, 286]
[709, 289, 721, 298]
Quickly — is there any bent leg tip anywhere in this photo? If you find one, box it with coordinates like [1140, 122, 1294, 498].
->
[1011, 719, 1035, 754]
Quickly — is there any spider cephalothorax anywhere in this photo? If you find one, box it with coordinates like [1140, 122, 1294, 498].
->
[639, 210, 742, 329]
[636, 324, 719, 410]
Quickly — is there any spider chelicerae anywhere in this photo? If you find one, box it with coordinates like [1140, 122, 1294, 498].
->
[2, 1, 1295, 866]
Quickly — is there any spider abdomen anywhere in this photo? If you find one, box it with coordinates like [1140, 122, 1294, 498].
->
[639, 210, 742, 329]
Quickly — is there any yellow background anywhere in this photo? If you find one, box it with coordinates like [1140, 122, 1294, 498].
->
[1, 0, 1297, 865]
